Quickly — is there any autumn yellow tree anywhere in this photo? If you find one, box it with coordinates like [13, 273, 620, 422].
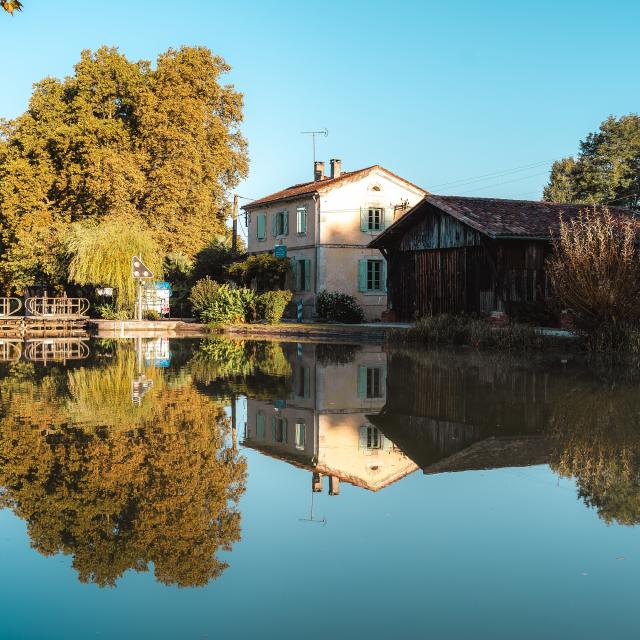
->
[0, 45, 248, 292]
[0, 347, 247, 587]
[1, 1, 22, 14]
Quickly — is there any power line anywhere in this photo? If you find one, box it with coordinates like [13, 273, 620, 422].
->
[429, 159, 554, 190]
[456, 170, 550, 195]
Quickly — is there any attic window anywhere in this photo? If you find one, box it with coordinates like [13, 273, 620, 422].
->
[372, 185, 381, 191]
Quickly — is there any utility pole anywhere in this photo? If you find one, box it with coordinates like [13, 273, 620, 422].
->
[232, 194, 239, 254]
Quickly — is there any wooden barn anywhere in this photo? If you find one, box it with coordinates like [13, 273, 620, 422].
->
[369, 195, 635, 320]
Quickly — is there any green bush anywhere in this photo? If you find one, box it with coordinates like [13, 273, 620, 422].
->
[316, 290, 365, 324]
[256, 290, 292, 324]
[200, 284, 255, 325]
[95, 303, 130, 320]
[143, 309, 161, 321]
[189, 278, 220, 320]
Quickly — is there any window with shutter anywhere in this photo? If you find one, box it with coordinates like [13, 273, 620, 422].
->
[295, 421, 306, 450]
[257, 213, 266, 240]
[274, 211, 289, 236]
[296, 206, 307, 235]
[303, 259, 311, 292]
[357, 259, 368, 292]
[256, 412, 265, 439]
[361, 207, 384, 232]
[290, 257, 299, 290]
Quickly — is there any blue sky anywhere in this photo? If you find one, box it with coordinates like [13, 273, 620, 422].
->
[2, 0, 639, 224]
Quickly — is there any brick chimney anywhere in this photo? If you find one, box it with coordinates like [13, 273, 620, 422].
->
[330, 159, 342, 179]
[314, 161, 325, 181]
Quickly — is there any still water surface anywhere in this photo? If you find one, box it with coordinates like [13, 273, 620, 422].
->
[1, 337, 639, 639]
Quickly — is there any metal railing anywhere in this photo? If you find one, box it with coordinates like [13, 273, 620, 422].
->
[0, 339, 22, 362]
[25, 297, 90, 318]
[0, 297, 23, 318]
[24, 338, 90, 363]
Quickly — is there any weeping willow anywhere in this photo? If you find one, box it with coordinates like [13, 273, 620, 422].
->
[67, 215, 163, 312]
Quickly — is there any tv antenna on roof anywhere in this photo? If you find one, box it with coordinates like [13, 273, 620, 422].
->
[301, 128, 328, 164]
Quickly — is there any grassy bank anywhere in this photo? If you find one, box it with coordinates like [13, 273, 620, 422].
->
[386, 315, 574, 352]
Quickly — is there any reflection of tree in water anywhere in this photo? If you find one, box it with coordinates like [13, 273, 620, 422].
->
[0, 346, 246, 587]
[190, 338, 292, 399]
[548, 376, 640, 526]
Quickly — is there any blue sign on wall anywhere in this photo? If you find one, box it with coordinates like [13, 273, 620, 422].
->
[274, 245, 287, 258]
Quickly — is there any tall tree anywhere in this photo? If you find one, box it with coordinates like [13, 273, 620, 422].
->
[0, 345, 247, 587]
[0, 46, 248, 292]
[544, 114, 640, 211]
[1, 1, 22, 14]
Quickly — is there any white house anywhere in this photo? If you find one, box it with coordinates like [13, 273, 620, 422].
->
[243, 160, 426, 320]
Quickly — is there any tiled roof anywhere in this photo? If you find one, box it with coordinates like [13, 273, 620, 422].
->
[242, 165, 426, 209]
[369, 194, 637, 246]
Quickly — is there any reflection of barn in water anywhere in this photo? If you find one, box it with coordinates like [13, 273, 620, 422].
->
[368, 350, 554, 473]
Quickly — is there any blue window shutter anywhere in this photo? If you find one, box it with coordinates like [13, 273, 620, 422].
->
[303, 366, 310, 398]
[357, 365, 367, 398]
[257, 214, 265, 239]
[358, 259, 368, 292]
[383, 208, 394, 230]
[282, 419, 288, 443]
[283, 211, 289, 236]
[290, 257, 299, 290]
[272, 213, 278, 237]
[271, 416, 276, 441]
[382, 259, 388, 292]
[381, 366, 387, 398]
[303, 259, 311, 291]
[359, 426, 368, 449]
[360, 208, 369, 232]
[256, 412, 265, 439]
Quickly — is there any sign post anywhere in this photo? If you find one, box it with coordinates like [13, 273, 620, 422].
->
[132, 256, 154, 321]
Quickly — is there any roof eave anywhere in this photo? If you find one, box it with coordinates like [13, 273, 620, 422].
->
[242, 190, 319, 210]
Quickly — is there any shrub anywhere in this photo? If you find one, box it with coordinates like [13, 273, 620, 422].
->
[192, 238, 242, 283]
[547, 207, 640, 350]
[316, 290, 365, 324]
[143, 310, 161, 321]
[387, 314, 567, 351]
[95, 303, 130, 320]
[228, 254, 292, 290]
[256, 290, 292, 324]
[189, 278, 220, 320]
[200, 284, 255, 325]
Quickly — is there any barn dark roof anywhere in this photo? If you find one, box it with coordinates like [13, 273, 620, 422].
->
[243, 165, 426, 209]
[369, 194, 637, 247]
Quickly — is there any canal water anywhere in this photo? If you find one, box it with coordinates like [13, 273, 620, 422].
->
[1, 337, 639, 639]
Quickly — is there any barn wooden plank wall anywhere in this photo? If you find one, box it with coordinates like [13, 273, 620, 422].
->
[386, 205, 552, 319]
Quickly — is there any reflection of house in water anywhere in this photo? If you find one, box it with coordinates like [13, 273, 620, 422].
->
[368, 350, 553, 474]
[243, 344, 419, 493]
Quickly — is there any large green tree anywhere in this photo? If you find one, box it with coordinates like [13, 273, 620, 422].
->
[544, 114, 640, 211]
[0, 45, 248, 292]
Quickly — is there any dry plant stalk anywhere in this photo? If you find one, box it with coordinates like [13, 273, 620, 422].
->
[548, 207, 640, 339]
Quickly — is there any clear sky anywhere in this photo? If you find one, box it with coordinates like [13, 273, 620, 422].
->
[2, 0, 639, 219]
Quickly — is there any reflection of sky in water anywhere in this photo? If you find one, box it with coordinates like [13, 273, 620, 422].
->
[1, 338, 639, 639]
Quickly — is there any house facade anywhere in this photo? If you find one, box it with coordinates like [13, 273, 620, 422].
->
[243, 161, 426, 320]
[369, 195, 637, 321]
[243, 342, 419, 493]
